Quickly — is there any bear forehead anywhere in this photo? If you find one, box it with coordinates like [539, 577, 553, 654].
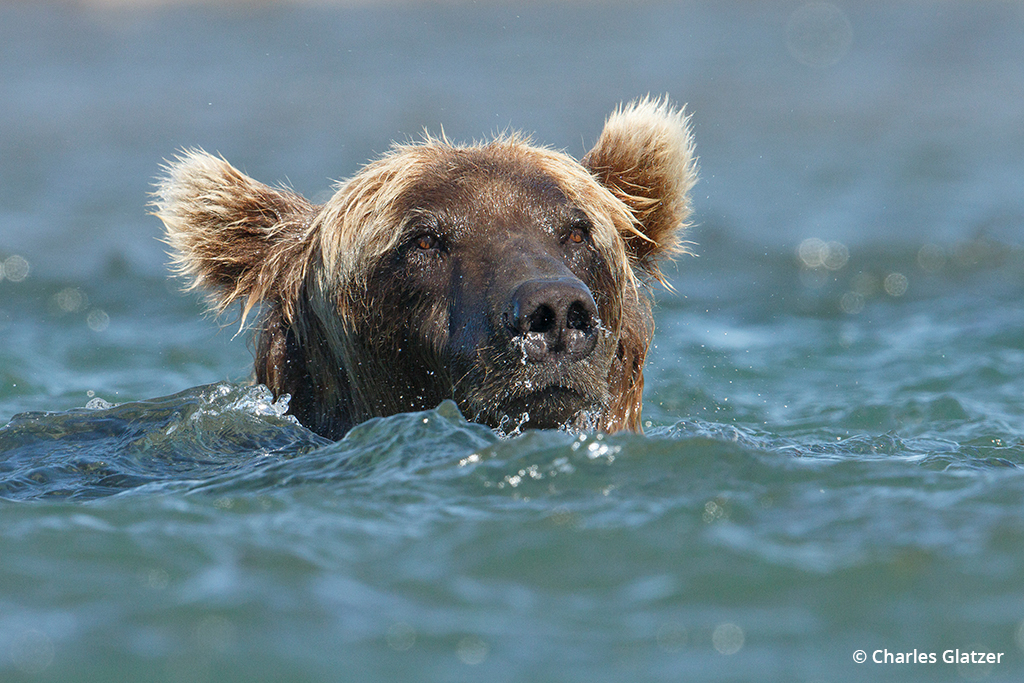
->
[399, 153, 583, 230]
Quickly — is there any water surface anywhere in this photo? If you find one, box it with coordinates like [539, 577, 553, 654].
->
[2, 2, 1023, 681]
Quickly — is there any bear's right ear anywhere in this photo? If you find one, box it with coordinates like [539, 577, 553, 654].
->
[153, 149, 315, 321]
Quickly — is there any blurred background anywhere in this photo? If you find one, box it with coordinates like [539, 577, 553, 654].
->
[2, 0, 1022, 275]
[0, 0, 1022, 411]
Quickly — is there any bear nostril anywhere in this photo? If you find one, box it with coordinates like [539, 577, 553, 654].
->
[527, 305, 556, 334]
[566, 301, 593, 332]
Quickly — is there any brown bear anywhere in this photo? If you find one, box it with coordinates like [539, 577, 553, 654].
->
[154, 97, 697, 439]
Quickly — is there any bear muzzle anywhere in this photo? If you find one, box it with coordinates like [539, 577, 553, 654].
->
[456, 274, 612, 430]
[506, 277, 600, 364]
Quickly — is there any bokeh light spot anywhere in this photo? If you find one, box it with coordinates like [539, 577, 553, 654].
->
[840, 291, 865, 314]
[712, 622, 745, 655]
[11, 629, 55, 674]
[386, 622, 416, 651]
[883, 273, 908, 297]
[917, 243, 946, 273]
[3, 255, 30, 282]
[54, 287, 88, 314]
[87, 309, 110, 332]
[798, 238, 849, 271]
[456, 635, 489, 665]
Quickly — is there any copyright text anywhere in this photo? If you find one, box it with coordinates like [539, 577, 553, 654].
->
[852, 649, 1004, 665]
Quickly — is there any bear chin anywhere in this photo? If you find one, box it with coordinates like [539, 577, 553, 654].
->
[452, 338, 615, 432]
[469, 385, 606, 432]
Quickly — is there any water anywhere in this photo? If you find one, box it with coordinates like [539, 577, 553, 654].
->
[2, 1, 1024, 681]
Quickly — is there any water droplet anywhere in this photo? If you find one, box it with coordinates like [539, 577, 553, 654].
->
[85, 397, 114, 410]
[458, 453, 481, 467]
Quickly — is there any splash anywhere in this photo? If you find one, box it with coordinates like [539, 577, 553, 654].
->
[0, 383, 327, 500]
[494, 411, 532, 439]
[562, 405, 604, 434]
[217, 384, 294, 420]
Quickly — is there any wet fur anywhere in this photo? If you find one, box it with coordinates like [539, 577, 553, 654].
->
[154, 96, 697, 438]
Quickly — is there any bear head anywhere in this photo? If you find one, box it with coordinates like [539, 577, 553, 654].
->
[154, 97, 697, 439]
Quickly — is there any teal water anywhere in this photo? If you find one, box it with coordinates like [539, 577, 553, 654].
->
[3, 2, 1024, 682]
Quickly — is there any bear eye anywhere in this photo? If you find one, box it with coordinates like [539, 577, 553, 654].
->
[563, 217, 592, 245]
[406, 228, 443, 255]
[415, 234, 438, 251]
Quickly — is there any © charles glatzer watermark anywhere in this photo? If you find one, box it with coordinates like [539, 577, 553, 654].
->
[853, 649, 1004, 665]
[852, 647, 1006, 678]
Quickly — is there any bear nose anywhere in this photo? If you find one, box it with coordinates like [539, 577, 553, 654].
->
[507, 278, 600, 362]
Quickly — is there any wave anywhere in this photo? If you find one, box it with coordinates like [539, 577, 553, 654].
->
[2, 383, 1019, 502]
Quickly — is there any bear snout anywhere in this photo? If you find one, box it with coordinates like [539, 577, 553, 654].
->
[506, 277, 600, 364]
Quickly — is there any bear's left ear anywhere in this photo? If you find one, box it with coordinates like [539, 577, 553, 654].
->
[583, 96, 697, 279]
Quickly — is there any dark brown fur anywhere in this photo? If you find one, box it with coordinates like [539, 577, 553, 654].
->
[154, 97, 697, 439]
